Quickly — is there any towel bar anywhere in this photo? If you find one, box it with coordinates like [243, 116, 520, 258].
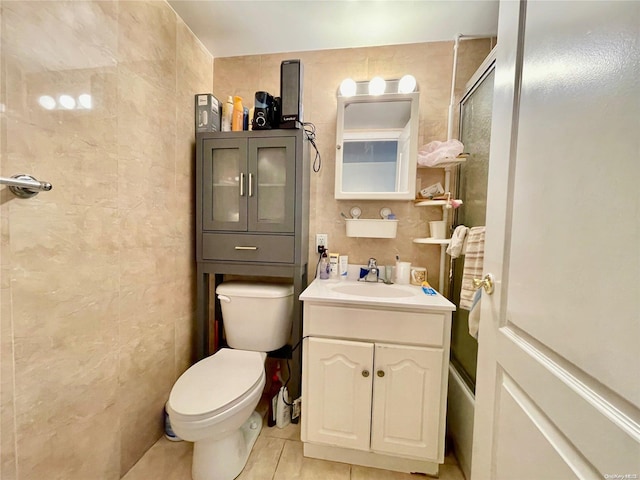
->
[0, 174, 53, 199]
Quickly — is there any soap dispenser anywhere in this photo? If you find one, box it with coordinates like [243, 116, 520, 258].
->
[319, 251, 330, 279]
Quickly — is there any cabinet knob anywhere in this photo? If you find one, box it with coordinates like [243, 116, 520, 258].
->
[377, 370, 385, 378]
[362, 370, 370, 378]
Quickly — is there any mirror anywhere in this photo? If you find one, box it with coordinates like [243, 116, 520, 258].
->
[335, 81, 419, 200]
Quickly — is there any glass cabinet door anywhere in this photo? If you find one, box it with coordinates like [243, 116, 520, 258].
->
[248, 137, 295, 232]
[202, 138, 248, 231]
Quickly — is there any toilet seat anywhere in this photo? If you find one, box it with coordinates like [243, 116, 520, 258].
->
[168, 349, 265, 422]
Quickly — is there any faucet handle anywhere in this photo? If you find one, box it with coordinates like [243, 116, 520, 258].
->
[367, 257, 377, 268]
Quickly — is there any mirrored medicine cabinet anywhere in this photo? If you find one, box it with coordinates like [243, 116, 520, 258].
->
[335, 79, 419, 200]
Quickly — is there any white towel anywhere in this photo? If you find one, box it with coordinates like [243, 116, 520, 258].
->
[446, 225, 469, 258]
[468, 287, 482, 339]
[459, 226, 485, 310]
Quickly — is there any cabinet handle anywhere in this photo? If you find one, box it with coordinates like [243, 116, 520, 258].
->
[377, 370, 385, 378]
[248, 173, 253, 197]
[362, 370, 370, 378]
[240, 172, 245, 196]
[234, 246, 258, 250]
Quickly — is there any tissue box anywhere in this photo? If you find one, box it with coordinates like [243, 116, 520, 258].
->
[195, 94, 220, 133]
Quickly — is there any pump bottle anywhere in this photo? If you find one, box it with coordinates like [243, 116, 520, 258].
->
[319, 250, 330, 279]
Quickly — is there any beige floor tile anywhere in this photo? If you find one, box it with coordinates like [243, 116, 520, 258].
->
[237, 435, 286, 480]
[261, 421, 301, 441]
[122, 437, 192, 480]
[439, 461, 466, 480]
[351, 465, 418, 479]
[273, 440, 351, 480]
[125, 431, 465, 480]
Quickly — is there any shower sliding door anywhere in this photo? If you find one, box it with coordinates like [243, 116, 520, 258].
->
[449, 55, 495, 391]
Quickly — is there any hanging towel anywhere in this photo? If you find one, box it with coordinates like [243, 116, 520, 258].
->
[459, 226, 486, 310]
[446, 225, 469, 258]
[468, 287, 482, 339]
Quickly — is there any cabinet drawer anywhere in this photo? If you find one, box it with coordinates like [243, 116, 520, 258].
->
[202, 233, 295, 263]
[303, 303, 446, 347]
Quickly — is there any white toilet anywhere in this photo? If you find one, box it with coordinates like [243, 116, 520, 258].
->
[167, 282, 294, 480]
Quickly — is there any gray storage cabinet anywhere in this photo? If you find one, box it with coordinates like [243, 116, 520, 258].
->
[195, 129, 310, 398]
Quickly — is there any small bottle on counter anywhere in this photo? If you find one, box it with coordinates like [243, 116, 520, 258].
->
[338, 255, 348, 280]
[329, 253, 340, 279]
[319, 251, 330, 279]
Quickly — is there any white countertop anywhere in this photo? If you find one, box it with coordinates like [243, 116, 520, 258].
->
[300, 278, 456, 312]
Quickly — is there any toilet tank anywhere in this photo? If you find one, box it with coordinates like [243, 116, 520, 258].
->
[216, 282, 294, 352]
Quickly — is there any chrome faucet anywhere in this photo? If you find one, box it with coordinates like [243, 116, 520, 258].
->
[363, 258, 379, 282]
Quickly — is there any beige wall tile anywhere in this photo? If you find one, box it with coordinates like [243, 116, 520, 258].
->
[214, 41, 492, 290]
[0, 0, 212, 478]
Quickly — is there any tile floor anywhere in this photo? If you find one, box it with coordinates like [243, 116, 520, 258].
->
[122, 419, 465, 480]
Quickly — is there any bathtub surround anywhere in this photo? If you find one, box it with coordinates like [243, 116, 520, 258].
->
[0, 1, 212, 478]
[213, 40, 493, 288]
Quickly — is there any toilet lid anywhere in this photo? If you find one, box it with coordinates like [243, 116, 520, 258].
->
[169, 349, 264, 418]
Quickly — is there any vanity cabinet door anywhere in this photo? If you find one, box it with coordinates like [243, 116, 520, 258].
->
[370, 343, 443, 460]
[305, 337, 374, 451]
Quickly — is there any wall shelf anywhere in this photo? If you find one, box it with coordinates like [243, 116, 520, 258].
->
[413, 238, 451, 245]
[414, 199, 448, 207]
[417, 154, 468, 169]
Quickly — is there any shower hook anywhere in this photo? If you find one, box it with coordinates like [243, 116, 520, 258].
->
[0, 174, 53, 199]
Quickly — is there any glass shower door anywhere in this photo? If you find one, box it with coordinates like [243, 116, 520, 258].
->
[450, 66, 495, 391]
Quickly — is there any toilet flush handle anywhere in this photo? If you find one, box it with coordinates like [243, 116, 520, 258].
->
[217, 294, 231, 303]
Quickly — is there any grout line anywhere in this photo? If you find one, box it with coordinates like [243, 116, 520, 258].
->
[270, 437, 287, 480]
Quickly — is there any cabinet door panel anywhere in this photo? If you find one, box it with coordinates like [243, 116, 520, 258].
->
[203, 138, 247, 231]
[371, 343, 443, 459]
[248, 137, 295, 232]
[305, 337, 373, 451]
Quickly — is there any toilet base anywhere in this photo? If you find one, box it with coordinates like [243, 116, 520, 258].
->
[192, 410, 263, 480]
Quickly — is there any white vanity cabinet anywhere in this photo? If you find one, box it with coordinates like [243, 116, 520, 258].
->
[305, 338, 443, 459]
[299, 280, 455, 476]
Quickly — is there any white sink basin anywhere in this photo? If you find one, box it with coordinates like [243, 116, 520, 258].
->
[331, 283, 415, 298]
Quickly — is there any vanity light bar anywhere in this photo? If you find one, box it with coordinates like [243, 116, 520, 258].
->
[338, 75, 418, 97]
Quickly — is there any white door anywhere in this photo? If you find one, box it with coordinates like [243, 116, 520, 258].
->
[371, 343, 443, 460]
[472, 1, 640, 479]
[304, 337, 374, 451]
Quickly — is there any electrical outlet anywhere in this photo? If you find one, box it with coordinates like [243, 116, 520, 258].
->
[316, 234, 328, 253]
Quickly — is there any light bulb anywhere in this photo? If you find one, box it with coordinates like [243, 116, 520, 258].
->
[368, 77, 386, 96]
[78, 94, 92, 109]
[38, 95, 56, 110]
[59, 95, 76, 110]
[339, 78, 357, 97]
[398, 74, 417, 93]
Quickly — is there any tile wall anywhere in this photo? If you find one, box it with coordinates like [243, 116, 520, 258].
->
[0, 1, 212, 478]
[213, 40, 493, 288]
